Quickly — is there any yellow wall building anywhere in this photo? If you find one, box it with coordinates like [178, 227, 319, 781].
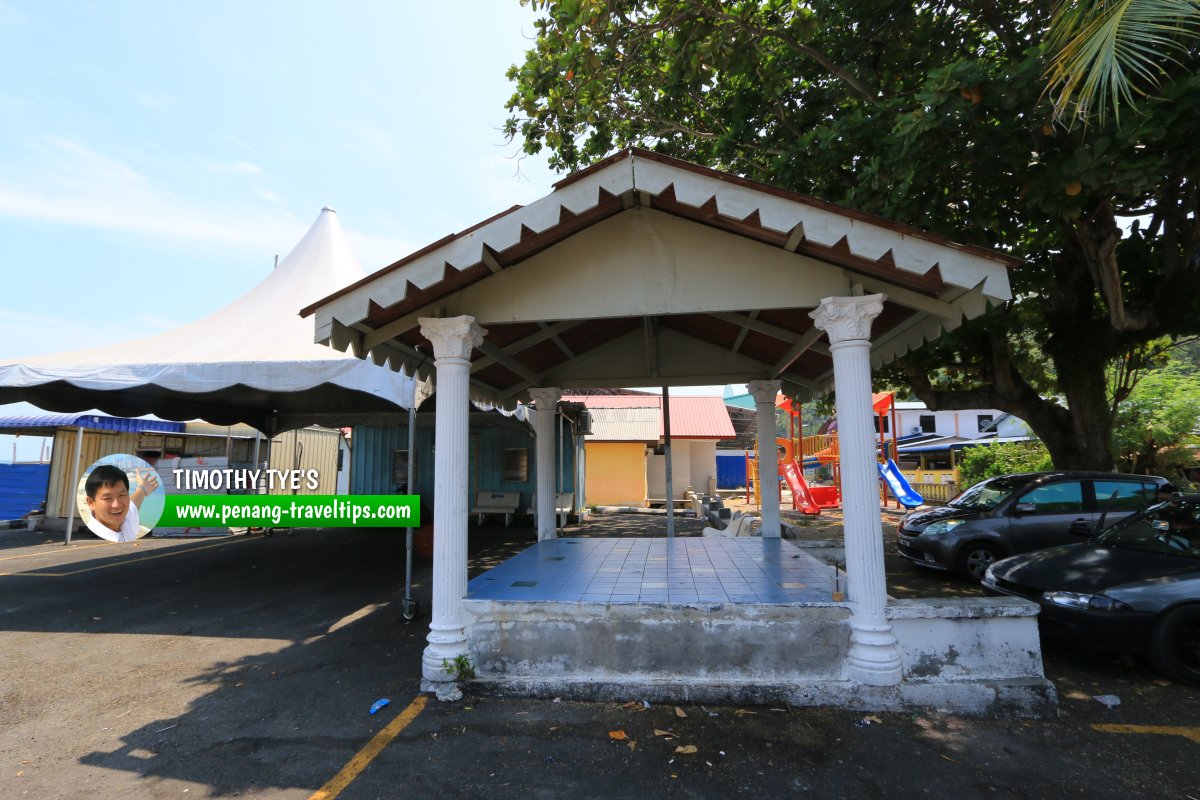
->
[584, 441, 649, 507]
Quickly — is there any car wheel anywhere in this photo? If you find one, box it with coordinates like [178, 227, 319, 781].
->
[1148, 605, 1200, 686]
[958, 542, 1001, 581]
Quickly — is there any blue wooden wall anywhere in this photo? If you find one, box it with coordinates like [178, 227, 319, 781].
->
[350, 419, 575, 520]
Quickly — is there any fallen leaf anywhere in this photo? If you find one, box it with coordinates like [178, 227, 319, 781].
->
[627, 740, 637, 751]
[734, 709, 757, 717]
[609, 730, 628, 741]
[675, 744, 698, 754]
[675, 706, 688, 718]
[865, 715, 882, 724]
[1153, 679, 1171, 687]
[621, 701, 639, 709]
[653, 729, 677, 738]
[549, 726, 559, 731]
[939, 754, 961, 764]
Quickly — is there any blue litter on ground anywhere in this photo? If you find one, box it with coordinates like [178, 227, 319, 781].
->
[369, 698, 390, 715]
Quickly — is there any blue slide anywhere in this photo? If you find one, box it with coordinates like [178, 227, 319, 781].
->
[878, 458, 924, 509]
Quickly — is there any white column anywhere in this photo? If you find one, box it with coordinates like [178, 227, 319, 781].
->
[811, 295, 902, 686]
[747, 379, 781, 538]
[418, 315, 486, 700]
[528, 387, 561, 541]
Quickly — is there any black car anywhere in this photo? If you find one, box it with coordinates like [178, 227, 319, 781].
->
[983, 494, 1200, 685]
[897, 472, 1171, 580]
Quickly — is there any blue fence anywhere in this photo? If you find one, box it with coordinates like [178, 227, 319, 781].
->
[0, 463, 49, 520]
[716, 453, 747, 490]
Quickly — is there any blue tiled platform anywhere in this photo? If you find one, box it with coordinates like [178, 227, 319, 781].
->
[467, 536, 836, 604]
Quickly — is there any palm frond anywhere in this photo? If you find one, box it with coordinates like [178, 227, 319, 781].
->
[1045, 0, 1200, 127]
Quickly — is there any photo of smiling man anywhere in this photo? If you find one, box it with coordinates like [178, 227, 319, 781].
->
[78, 457, 163, 542]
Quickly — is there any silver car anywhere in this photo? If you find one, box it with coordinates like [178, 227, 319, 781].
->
[896, 472, 1170, 580]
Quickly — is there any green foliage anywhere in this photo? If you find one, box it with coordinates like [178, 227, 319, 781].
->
[958, 442, 1054, 488]
[1111, 361, 1200, 476]
[504, 0, 1200, 471]
[442, 654, 476, 681]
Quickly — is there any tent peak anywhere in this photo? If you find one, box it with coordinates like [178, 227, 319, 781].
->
[322, 206, 336, 213]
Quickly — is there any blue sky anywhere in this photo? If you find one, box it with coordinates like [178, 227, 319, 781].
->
[0, 2, 735, 460]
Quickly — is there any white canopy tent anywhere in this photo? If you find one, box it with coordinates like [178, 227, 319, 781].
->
[0, 208, 421, 545]
[0, 207, 419, 434]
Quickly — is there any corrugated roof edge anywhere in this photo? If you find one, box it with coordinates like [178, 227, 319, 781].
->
[0, 413, 186, 434]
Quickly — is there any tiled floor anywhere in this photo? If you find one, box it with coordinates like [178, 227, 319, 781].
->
[467, 537, 837, 604]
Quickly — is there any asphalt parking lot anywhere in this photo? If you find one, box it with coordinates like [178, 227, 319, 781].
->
[1, 517, 1197, 799]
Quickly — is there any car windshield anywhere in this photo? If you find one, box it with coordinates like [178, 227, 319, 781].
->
[949, 476, 1023, 510]
[1096, 498, 1200, 559]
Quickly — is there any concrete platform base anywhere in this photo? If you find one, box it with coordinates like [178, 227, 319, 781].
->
[471, 675, 1058, 719]
[461, 596, 1058, 719]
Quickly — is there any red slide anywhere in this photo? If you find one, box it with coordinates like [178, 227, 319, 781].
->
[780, 459, 821, 516]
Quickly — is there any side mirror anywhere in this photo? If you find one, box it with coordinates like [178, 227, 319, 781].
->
[1013, 502, 1037, 515]
[1069, 518, 1093, 537]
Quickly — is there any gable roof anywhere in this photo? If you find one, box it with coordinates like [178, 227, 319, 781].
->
[304, 149, 1017, 407]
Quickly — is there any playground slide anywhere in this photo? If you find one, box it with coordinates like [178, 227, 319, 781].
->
[780, 459, 822, 516]
[878, 458, 924, 509]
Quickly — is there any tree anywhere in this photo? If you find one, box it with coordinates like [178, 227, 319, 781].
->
[1045, 0, 1200, 125]
[1111, 359, 1200, 476]
[505, 0, 1200, 469]
[957, 442, 1054, 488]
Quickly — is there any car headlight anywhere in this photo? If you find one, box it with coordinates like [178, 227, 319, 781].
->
[1042, 591, 1132, 612]
[921, 519, 965, 537]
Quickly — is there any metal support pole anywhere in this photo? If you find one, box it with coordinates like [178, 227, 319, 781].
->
[64, 426, 84, 545]
[558, 410, 564, 534]
[403, 405, 418, 619]
[663, 385, 674, 538]
[252, 431, 262, 486]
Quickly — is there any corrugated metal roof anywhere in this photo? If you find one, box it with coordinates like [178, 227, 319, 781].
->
[586, 407, 661, 442]
[668, 396, 736, 439]
[566, 395, 735, 440]
[0, 414, 185, 434]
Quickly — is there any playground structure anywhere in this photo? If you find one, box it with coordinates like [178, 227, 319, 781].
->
[746, 392, 924, 515]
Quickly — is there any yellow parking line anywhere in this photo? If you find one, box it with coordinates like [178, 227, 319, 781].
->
[1092, 723, 1200, 744]
[0, 542, 110, 562]
[0, 537, 250, 577]
[309, 695, 428, 800]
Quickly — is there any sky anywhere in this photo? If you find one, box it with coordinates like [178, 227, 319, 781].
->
[0, 2, 734, 461]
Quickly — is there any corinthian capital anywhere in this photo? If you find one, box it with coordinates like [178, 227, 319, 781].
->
[527, 387, 562, 408]
[746, 379, 782, 406]
[418, 316, 486, 360]
[809, 295, 886, 345]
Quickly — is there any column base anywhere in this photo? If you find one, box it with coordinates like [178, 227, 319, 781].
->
[420, 678, 464, 702]
[422, 621, 469, 694]
[845, 613, 903, 686]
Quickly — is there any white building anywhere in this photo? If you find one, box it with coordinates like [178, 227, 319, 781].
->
[892, 402, 1030, 440]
